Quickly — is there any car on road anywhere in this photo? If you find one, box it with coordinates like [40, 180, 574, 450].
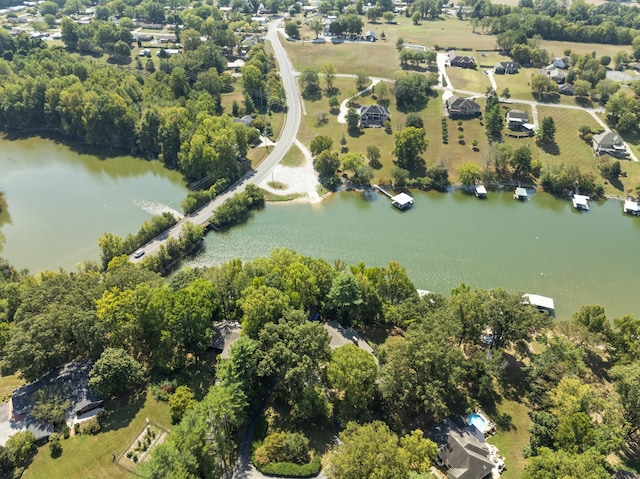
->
[134, 250, 145, 258]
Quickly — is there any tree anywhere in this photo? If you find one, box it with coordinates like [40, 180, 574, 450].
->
[510, 146, 533, 179]
[355, 71, 370, 91]
[612, 363, 640, 432]
[5, 431, 35, 466]
[328, 95, 340, 112]
[310, 19, 323, 38]
[367, 6, 382, 22]
[300, 67, 320, 97]
[458, 163, 481, 188]
[501, 87, 511, 100]
[315, 150, 340, 178]
[383, 11, 395, 23]
[379, 315, 466, 425]
[405, 113, 424, 129]
[531, 73, 558, 98]
[346, 107, 359, 131]
[328, 421, 408, 479]
[366, 145, 382, 168]
[284, 22, 299, 39]
[323, 273, 363, 325]
[88, 348, 145, 398]
[241, 284, 291, 338]
[540, 116, 556, 144]
[326, 344, 378, 423]
[400, 429, 438, 474]
[412, 11, 421, 25]
[523, 447, 609, 479]
[321, 63, 336, 92]
[310, 135, 333, 156]
[393, 126, 428, 175]
[394, 73, 436, 111]
[342, 153, 365, 176]
[169, 385, 196, 424]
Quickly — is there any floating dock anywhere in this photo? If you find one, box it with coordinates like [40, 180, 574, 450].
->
[475, 185, 487, 198]
[374, 185, 414, 210]
[572, 194, 590, 211]
[624, 199, 640, 216]
[513, 187, 528, 201]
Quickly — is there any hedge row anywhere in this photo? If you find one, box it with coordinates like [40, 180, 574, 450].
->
[255, 456, 321, 478]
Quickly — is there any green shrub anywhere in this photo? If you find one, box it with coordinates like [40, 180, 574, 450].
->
[257, 456, 321, 477]
[48, 434, 62, 457]
[62, 426, 70, 439]
[151, 379, 177, 402]
[208, 184, 265, 229]
[78, 417, 101, 435]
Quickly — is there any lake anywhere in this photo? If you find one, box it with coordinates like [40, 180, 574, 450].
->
[0, 135, 187, 272]
[1, 135, 638, 321]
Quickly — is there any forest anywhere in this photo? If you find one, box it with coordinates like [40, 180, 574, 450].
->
[0, 249, 639, 478]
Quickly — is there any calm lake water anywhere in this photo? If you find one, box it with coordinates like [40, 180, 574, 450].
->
[0, 136, 187, 272]
[1, 135, 638, 321]
[187, 189, 640, 321]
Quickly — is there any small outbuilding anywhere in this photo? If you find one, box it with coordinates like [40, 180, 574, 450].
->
[363, 30, 377, 41]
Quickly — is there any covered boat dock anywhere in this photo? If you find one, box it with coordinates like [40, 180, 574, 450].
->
[624, 199, 640, 216]
[523, 293, 555, 316]
[513, 187, 528, 201]
[572, 194, 590, 211]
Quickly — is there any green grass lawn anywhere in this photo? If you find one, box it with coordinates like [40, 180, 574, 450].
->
[0, 373, 24, 402]
[23, 390, 171, 479]
[447, 64, 492, 94]
[282, 143, 305, 167]
[488, 399, 532, 479]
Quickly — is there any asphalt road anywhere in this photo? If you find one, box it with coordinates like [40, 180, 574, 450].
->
[130, 18, 301, 263]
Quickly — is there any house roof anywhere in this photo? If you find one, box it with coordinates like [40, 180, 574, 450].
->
[233, 115, 254, 127]
[593, 131, 623, 147]
[364, 30, 376, 38]
[359, 104, 390, 117]
[559, 83, 574, 93]
[523, 293, 555, 311]
[506, 109, 528, 121]
[436, 420, 495, 479]
[495, 61, 519, 69]
[449, 96, 480, 111]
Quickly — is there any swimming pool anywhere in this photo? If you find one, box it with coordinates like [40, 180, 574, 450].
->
[468, 413, 488, 433]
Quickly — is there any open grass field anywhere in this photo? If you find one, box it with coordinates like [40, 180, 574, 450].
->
[23, 390, 171, 479]
[281, 143, 305, 166]
[447, 64, 492, 94]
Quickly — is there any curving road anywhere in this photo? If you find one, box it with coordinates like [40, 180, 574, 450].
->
[130, 18, 301, 262]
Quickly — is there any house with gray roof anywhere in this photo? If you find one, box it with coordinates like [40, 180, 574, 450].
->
[430, 417, 504, 479]
[593, 131, 628, 157]
[448, 96, 481, 117]
[494, 61, 519, 74]
[506, 109, 529, 130]
[449, 50, 476, 69]
[359, 104, 390, 127]
[8, 362, 103, 442]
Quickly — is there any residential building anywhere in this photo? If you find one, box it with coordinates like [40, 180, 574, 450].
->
[449, 50, 476, 69]
[364, 30, 377, 42]
[506, 109, 529, 129]
[559, 83, 574, 95]
[494, 61, 519, 74]
[547, 67, 566, 84]
[592, 131, 628, 157]
[359, 104, 390, 128]
[448, 96, 481, 117]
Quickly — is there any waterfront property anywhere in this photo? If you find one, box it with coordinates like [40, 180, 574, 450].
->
[475, 185, 487, 198]
[431, 416, 505, 479]
[572, 194, 590, 211]
[523, 293, 555, 316]
[592, 131, 628, 157]
[624, 199, 640, 216]
[513, 187, 528, 200]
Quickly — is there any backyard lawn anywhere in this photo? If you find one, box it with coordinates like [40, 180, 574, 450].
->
[0, 374, 24, 402]
[488, 399, 532, 479]
[23, 390, 171, 479]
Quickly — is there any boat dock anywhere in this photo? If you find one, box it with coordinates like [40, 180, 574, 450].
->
[513, 187, 528, 201]
[374, 185, 414, 210]
[475, 185, 487, 198]
[624, 199, 640, 216]
[572, 194, 590, 211]
[523, 293, 555, 316]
